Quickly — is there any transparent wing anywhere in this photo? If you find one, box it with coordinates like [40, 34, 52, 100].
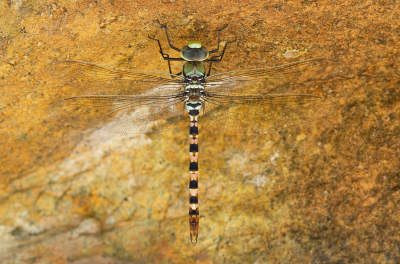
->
[203, 92, 337, 133]
[47, 93, 186, 133]
[205, 58, 348, 94]
[46, 60, 184, 96]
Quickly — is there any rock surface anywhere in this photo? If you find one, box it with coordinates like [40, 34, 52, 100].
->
[0, 0, 399, 263]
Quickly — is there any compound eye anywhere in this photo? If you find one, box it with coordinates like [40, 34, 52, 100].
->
[180, 44, 209, 61]
[180, 46, 194, 61]
[197, 47, 209, 61]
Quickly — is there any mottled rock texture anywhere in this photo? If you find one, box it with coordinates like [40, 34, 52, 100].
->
[0, 0, 399, 263]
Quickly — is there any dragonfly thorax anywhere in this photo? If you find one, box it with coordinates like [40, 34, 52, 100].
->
[183, 62, 206, 82]
[183, 61, 206, 116]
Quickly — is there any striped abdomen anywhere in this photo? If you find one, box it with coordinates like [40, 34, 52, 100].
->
[189, 114, 199, 244]
[185, 80, 204, 244]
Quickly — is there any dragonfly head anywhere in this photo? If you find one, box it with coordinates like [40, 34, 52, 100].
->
[180, 40, 209, 61]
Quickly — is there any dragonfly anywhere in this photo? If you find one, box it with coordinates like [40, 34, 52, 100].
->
[47, 22, 341, 244]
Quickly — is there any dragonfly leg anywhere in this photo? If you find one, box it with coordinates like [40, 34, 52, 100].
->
[209, 24, 228, 54]
[205, 38, 236, 64]
[148, 34, 171, 59]
[206, 60, 214, 77]
[149, 21, 186, 76]
[155, 19, 181, 52]
[206, 37, 234, 76]
[206, 56, 221, 77]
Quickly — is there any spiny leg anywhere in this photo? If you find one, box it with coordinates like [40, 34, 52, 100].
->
[148, 35, 174, 75]
[189, 114, 199, 244]
[206, 25, 230, 76]
[156, 19, 181, 52]
[206, 39, 236, 76]
[148, 20, 185, 76]
[209, 24, 228, 54]
[207, 56, 218, 77]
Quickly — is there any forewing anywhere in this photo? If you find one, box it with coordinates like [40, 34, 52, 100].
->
[205, 58, 348, 94]
[46, 60, 184, 96]
[47, 93, 186, 133]
[203, 92, 337, 133]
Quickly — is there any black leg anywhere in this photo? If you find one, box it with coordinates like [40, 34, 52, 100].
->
[148, 35, 173, 75]
[164, 56, 182, 77]
[206, 39, 236, 76]
[148, 27, 186, 77]
[149, 20, 187, 77]
[207, 62, 213, 77]
[156, 20, 181, 52]
[209, 25, 228, 54]
[148, 35, 170, 60]
[205, 39, 236, 63]
[207, 57, 217, 77]
[148, 22, 185, 61]
[167, 59, 173, 76]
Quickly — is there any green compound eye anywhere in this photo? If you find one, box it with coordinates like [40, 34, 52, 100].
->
[187, 40, 202, 49]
